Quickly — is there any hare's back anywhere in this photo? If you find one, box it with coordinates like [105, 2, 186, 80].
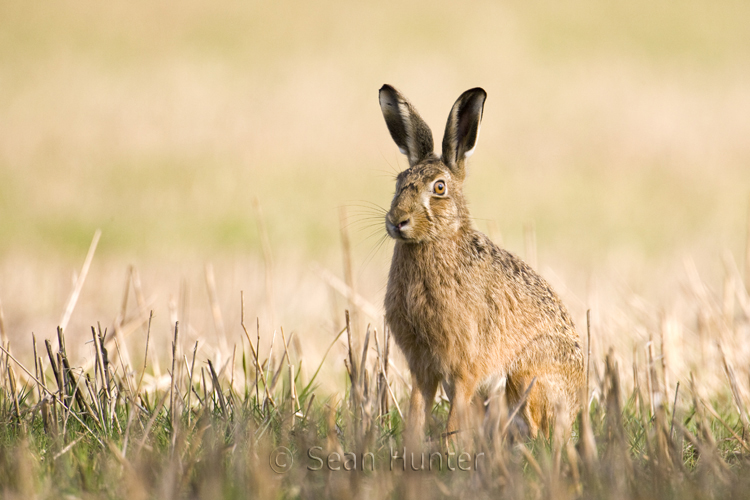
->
[472, 233, 578, 337]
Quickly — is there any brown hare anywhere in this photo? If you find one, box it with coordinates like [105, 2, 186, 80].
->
[379, 84, 584, 441]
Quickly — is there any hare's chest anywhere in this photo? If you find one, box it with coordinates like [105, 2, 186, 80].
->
[386, 259, 487, 376]
[390, 266, 471, 337]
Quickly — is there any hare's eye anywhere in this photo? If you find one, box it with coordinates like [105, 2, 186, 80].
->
[433, 181, 446, 195]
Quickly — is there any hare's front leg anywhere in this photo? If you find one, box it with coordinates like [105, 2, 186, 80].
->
[445, 378, 476, 440]
[406, 372, 440, 446]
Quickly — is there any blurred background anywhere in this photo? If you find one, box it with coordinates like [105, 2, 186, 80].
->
[1, 0, 749, 392]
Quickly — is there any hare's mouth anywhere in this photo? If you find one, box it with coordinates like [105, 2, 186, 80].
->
[385, 217, 415, 241]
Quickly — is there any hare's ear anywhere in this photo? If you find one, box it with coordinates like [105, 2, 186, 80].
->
[379, 84, 434, 167]
[441, 88, 487, 178]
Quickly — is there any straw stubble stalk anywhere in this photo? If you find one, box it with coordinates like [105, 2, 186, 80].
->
[187, 341, 198, 426]
[240, 296, 276, 409]
[373, 325, 386, 419]
[357, 324, 372, 442]
[256, 317, 261, 404]
[345, 310, 364, 424]
[113, 335, 135, 401]
[578, 309, 598, 474]
[280, 327, 299, 415]
[32, 333, 43, 401]
[170, 321, 179, 428]
[660, 313, 670, 404]
[119, 266, 131, 327]
[71, 365, 101, 427]
[718, 344, 750, 433]
[7, 362, 20, 425]
[134, 311, 152, 397]
[670, 381, 680, 440]
[375, 345, 402, 422]
[230, 344, 237, 400]
[37, 356, 47, 396]
[266, 329, 277, 394]
[551, 400, 567, 491]
[289, 364, 296, 425]
[201, 367, 208, 410]
[269, 332, 289, 394]
[92, 326, 111, 425]
[578, 385, 598, 472]
[647, 333, 656, 417]
[45, 339, 62, 396]
[207, 359, 227, 419]
[359, 324, 371, 390]
[59, 229, 101, 333]
[384, 320, 390, 414]
[346, 310, 357, 382]
[56, 327, 68, 391]
[85, 374, 103, 426]
[113, 326, 134, 390]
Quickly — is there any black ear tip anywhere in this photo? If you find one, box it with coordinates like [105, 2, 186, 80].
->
[458, 87, 486, 102]
[454, 87, 487, 112]
[469, 87, 487, 101]
[379, 85, 397, 109]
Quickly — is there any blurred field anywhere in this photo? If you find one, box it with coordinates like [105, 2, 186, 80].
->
[2, 0, 749, 256]
[1, 1, 750, 497]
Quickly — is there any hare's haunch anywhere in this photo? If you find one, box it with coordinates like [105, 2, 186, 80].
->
[379, 84, 584, 439]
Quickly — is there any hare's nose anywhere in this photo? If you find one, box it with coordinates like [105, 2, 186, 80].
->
[396, 218, 410, 231]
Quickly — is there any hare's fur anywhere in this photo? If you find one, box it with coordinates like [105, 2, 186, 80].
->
[379, 85, 584, 439]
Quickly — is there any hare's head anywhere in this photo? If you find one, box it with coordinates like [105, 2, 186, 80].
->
[379, 85, 486, 243]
